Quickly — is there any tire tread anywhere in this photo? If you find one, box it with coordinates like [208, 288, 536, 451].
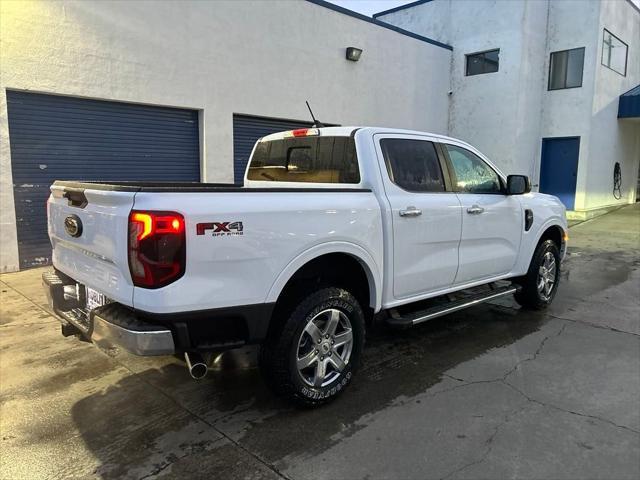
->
[260, 287, 364, 407]
[514, 239, 560, 310]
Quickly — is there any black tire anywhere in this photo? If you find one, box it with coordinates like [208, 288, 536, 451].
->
[259, 287, 365, 407]
[514, 239, 561, 310]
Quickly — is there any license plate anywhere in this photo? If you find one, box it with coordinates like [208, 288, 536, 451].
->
[85, 287, 107, 311]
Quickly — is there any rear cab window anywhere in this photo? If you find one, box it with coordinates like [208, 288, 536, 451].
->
[247, 134, 360, 184]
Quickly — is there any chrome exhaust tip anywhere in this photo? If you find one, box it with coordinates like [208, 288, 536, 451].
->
[184, 352, 208, 380]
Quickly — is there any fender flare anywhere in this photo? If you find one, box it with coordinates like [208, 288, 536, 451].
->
[515, 218, 566, 273]
[533, 218, 566, 249]
[265, 241, 383, 312]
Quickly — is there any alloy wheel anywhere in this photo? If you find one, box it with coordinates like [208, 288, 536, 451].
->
[537, 251, 557, 300]
[296, 308, 353, 388]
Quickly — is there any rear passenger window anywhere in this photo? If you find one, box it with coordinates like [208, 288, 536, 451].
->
[247, 136, 360, 183]
[380, 139, 445, 192]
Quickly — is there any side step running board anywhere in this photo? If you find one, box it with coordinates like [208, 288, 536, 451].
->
[387, 285, 518, 327]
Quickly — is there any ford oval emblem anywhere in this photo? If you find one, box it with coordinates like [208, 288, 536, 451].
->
[64, 215, 83, 238]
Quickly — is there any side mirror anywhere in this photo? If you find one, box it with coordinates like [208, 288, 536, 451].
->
[506, 175, 531, 195]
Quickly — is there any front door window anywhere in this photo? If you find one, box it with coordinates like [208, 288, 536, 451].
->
[444, 144, 502, 194]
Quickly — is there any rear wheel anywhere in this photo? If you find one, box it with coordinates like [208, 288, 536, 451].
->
[514, 239, 560, 309]
[260, 287, 365, 407]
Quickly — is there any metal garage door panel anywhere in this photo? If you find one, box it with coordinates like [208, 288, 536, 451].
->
[6, 90, 200, 269]
[232, 114, 314, 184]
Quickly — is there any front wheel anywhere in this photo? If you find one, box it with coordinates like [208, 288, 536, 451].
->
[514, 239, 561, 310]
[259, 287, 365, 407]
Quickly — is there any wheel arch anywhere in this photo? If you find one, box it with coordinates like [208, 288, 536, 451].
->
[537, 223, 564, 250]
[265, 242, 382, 312]
[513, 219, 567, 276]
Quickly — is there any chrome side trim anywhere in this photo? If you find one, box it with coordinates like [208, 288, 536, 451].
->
[411, 287, 517, 325]
[91, 314, 175, 356]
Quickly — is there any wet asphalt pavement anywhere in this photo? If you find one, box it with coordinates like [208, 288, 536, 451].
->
[1, 204, 639, 479]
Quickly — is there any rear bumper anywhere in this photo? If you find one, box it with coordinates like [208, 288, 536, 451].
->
[42, 271, 174, 356]
[91, 307, 175, 356]
[42, 270, 275, 356]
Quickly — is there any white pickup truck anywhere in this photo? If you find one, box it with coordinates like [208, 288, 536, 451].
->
[44, 126, 567, 406]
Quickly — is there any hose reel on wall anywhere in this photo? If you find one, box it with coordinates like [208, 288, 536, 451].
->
[613, 162, 622, 200]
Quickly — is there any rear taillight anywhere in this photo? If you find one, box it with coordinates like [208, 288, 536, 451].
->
[128, 210, 185, 288]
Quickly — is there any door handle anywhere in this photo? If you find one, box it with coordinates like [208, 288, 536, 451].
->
[399, 206, 422, 217]
[467, 205, 485, 215]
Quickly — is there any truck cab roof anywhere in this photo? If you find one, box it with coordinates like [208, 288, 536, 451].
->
[259, 126, 477, 152]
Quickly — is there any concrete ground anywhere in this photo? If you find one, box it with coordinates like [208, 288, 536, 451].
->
[1, 204, 639, 480]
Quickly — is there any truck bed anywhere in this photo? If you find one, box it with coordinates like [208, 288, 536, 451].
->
[48, 180, 382, 314]
[53, 180, 371, 193]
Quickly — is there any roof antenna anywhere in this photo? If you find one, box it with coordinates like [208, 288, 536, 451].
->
[306, 101, 325, 128]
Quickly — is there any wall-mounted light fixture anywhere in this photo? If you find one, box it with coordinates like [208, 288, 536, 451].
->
[345, 47, 363, 62]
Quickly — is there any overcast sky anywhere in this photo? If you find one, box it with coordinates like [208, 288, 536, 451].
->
[327, 0, 640, 18]
[326, 0, 415, 17]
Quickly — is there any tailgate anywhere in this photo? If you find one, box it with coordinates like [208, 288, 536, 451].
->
[48, 184, 136, 306]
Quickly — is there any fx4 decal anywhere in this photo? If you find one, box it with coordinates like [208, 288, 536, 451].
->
[196, 222, 244, 237]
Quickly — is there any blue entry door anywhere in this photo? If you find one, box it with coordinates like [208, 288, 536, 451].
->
[540, 137, 580, 210]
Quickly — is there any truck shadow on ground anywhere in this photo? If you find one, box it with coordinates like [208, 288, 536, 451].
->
[70, 301, 549, 478]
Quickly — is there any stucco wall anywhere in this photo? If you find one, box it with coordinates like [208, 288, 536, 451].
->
[585, 0, 640, 209]
[376, 0, 452, 45]
[539, 0, 601, 211]
[379, 0, 550, 178]
[0, 0, 452, 271]
[380, 0, 640, 212]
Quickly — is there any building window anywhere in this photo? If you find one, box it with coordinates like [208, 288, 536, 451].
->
[602, 29, 627, 76]
[548, 47, 585, 90]
[465, 49, 499, 76]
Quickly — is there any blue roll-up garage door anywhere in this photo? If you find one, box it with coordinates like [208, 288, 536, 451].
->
[232, 114, 314, 184]
[6, 90, 200, 270]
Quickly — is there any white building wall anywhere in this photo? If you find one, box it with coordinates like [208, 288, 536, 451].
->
[513, 1, 552, 184]
[585, 0, 640, 209]
[375, 0, 454, 44]
[378, 0, 550, 178]
[0, 0, 452, 272]
[539, 0, 601, 211]
[380, 0, 640, 213]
